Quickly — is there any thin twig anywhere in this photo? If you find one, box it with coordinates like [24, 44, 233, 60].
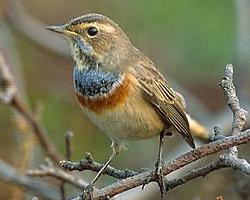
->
[0, 48, 16, 103]
[0, 160, 61, 200]
[61, 152, 139, 179]
[65, 131, 74, 161]
[60, 131, 74, 199]
[27, 164, 89, 189]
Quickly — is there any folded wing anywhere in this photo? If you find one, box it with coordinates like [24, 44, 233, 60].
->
[135, 63, 195, 149]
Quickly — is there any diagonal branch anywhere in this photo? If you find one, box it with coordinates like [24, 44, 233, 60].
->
[0, 160, 61, 200]
[163, 64, 250, 194]
[165, 160, 227, 191]
[0, 47, 63, 163]
[0, 48, 16, 103]
[69, 129, 250, 199]
[164, 151, 250, 192]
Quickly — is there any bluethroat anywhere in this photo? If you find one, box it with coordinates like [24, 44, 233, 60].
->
[47, 13, 198, 194]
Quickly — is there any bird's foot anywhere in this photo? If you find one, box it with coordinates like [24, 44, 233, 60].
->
[142, 161, 166, 198]
[154, 160, 166, 198]
[82, 184, 94, 200]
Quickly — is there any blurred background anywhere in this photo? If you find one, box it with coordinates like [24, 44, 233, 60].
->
[0, 0, 250, 199]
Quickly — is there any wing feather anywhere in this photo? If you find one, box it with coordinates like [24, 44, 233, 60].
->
[134, 62, 195, 149]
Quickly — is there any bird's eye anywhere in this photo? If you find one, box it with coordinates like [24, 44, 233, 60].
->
[87, 27, 98, 37]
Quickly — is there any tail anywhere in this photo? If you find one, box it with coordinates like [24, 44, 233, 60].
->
[173, 91, 210, 142]
[186, 114, 211, 141]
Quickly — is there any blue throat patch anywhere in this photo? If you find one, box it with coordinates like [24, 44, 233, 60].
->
[73, 67, 122, 97]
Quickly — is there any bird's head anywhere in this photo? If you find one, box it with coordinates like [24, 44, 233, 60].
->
[47, 13, 132, 71]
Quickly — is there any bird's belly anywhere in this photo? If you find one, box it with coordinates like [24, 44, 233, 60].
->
[78, 74, 164, 141]
[82, 91, 164, 141]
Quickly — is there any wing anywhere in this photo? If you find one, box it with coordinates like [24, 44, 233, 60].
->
[132, 62, 195, 149]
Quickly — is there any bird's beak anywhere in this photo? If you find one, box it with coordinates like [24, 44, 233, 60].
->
[46, 25, 78, 37]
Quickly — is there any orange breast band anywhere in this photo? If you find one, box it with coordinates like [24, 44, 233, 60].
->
[76, 74, 131, 113]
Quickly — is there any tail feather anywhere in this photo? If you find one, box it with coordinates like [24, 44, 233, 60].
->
[186, 114, 210, 141]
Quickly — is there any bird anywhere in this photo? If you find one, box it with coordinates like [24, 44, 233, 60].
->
[47, 13, 197, 195]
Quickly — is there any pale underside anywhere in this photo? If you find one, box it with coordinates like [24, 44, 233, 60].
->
[80, 74, 165, 146]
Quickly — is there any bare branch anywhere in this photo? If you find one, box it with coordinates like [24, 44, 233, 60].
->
[61, 64, 250, 199]
[0, 47, 63, 163]
[164, 152, 250, 192]
[61, 131, 74, 199]
[60, 152, 139, 179]
[0, 160, 61, 200]
[220, 64, 248, 157]
[0, 48, 16, 104]
[220, 64, 248, 134]
[27, 164, 88, 189]
[2, 10, 250, 198]
[165, 160, 227, 191]
[68, 130, 250, 199]
[218, 64, 250, 181]
[219, 154, 250, 175]
[65, 131, 74, 161]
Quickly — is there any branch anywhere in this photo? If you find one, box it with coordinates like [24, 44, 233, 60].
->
[60, 152, 139, 179]
[220, 64, 248, 157]
[165, 160, 227, 191]
[60, 131, 74, 199]
[27, 164, 88, 189]
[164, 150, 250, 192]
[219, 154, 250, 175]
[58, 64, 250, 199]
[0, 48, 16, 103]
[65, 131, 74, 161]
[164, 64, 250, 193]
[0, 160, 61, 200]
[69, 130, 250, 199]
[219, 64, 250, 172]
[2, 7, 250, 198]
[165, 152, 250, 192]
[0, 47, 63, 163]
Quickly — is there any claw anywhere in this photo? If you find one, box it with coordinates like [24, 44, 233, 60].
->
[142, 161, 166, 198]
[142, 176, 151, 190]
[154, 161, 166, 198]
[142, 131, 167, 198]
[83, 184, 94, 200]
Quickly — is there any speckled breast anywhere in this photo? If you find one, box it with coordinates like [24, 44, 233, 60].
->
[73, 67, 129, 112]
